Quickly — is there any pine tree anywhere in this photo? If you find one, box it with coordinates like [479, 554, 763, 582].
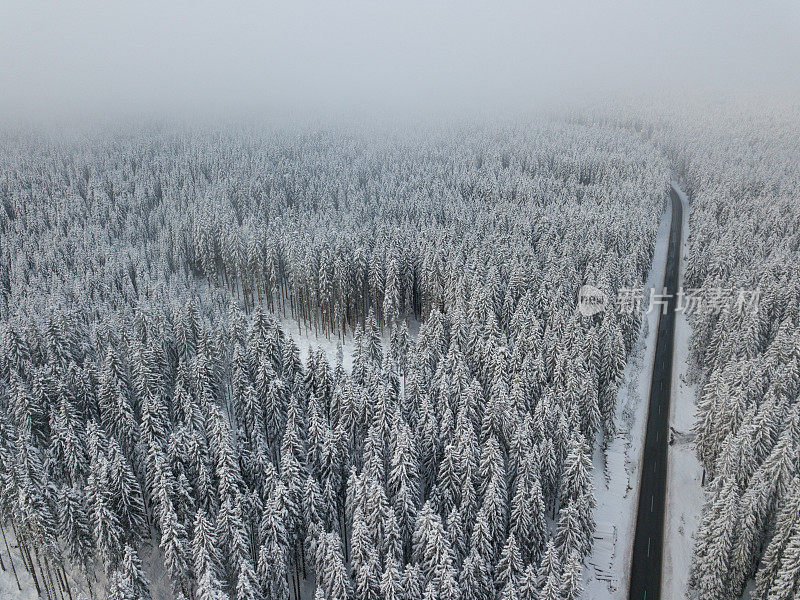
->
[159, 498, 192, 597]
[193, 508, 223, 586]
[120, 545, 152, 600]
[518, 564, 538, 600]
[459, 548, 494, 600]
[755, 480, 800, 598]
[381, 556, 403, 600]
[317, 532, 351, 600]
[197, 564, 229, 600]
[389, 414, 421, 559]
[105, 569, 135, 600]
[765, 526, 800, 600]
[559, 432, 593, 509]
[236, 558, 263, 600]
[107, 437, 147, 541]
[560, 550, 583, 600]
[89, 457, 126, 571]
[58, 485, 95, 580]
[691, 475, 740, 600]
[413, 502, 457, 592]
[216, 494, 252, 582]
[98, 346, 138, 455]
[537, 540, 562, 600]
[495, 533, 524, 593]
[257, 541, 290, 600]
[511, 458, 547, 565]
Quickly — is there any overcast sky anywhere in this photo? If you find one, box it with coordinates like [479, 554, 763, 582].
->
[2, 0, 799, 120]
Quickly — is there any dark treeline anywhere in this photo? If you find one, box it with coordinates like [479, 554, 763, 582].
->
[0, 120, 668, 600]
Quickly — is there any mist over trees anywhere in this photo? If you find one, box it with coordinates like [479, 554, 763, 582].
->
[0, 120, 669, 600]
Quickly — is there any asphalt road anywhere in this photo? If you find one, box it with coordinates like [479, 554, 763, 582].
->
[628, 185, 683, 600]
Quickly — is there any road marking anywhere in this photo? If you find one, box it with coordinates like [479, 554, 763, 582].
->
[651, 495, 654, 512]
[656, 431, 659, 443]
[647, 537, 651, 557]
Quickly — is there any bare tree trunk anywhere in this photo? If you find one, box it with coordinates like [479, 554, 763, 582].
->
[25, 546, 43, 597]
[43, 554, 64, 600]
[12, 524, 42, 597]
[291, 549, 301, 600]
[61, 564, 74, 600]
[33, 547, 53, 600]
[341, 505, 349, 563]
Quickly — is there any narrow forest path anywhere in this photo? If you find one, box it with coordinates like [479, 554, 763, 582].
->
[627, 184, 684, 600]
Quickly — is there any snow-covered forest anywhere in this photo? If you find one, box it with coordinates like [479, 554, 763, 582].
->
[0, 120, 670, 600]
[2, 104, 799, 600]
[664, 107, 800, 600]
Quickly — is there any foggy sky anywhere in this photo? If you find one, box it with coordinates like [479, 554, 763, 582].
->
[2, 0, 799, 120]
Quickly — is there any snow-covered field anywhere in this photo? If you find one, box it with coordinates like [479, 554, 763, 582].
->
[583, 195, 671, 599]
[662, 184, 703, 600]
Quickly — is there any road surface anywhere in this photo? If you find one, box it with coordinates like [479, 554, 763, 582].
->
[628, 185, 683, 600]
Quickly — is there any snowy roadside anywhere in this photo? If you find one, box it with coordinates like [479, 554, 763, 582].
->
[662, 183, 703, 600]
[583, 195, 671, 599]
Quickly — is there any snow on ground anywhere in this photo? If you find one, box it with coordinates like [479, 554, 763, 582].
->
[0, 524, 87, 600]
[0, 537, 36, 600]
[583, 196, 671, 599]
[212, 280, 420, 374]
[0, 563, 37, 600]
[662, 183, 704, 600]
[274, 312, 420, 374]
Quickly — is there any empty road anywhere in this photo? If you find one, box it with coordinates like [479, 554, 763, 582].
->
[628, 185, 683, 600]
